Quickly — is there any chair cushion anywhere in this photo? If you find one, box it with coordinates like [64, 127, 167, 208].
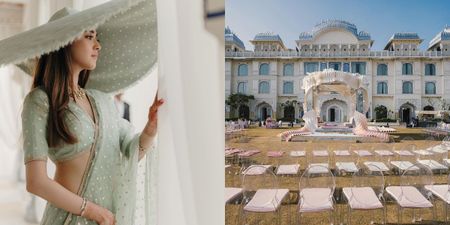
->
[308, 163, 329, 174]
[417, 160, 447, 170]
[343, 187, 383, 209]
[276, 164, 300, 175]
[290, 151, 305, 157]
[424, 185, 450, 204]
[334, 150, 351, 156]
[375, 150, 394, 156]
[242, 165, 271, 175]
[386, 186, 433, 208]
[225, 187, 242, 203]
[267, 151, 284, 157]
[336, 162, 358, 173]
[299, 188, 333, 212]
[394, 150, 414, 156]
[244, 189, 289, 212]
[354, 150, 372, 156]
[313, 150, 328, 157]
[390, 161, 419, 171]
[413, 150, 433, 156]
[364, 161, 390, 172]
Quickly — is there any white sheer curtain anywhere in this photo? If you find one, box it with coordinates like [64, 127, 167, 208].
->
[156, 0, 224, 224]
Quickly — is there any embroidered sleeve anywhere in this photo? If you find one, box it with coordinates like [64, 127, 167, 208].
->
[22, 89, 49, 164]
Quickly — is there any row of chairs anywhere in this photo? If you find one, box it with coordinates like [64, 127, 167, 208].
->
[226, 164, 450, 225]
[227, 143, 450, 178]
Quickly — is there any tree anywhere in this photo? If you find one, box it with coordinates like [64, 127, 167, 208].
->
[280, 100, 298, 122]
[225, 93, 255, 118]
[374, 105, 388, 119]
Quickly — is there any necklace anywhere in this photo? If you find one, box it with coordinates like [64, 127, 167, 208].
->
[69, 85, 86, 100]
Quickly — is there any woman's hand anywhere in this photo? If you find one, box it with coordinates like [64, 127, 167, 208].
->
[144, 92, 164, 137]
[82, 201, 116, 225]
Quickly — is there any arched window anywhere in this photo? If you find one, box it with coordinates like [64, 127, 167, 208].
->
[402, 63, 413, 75]
[425, 64, 436, 76]
[425, 82, 436, 95]
[423, 105, 434, 111]
[377, 82, 388, 94]
[283, 81, 293, 94]
[343, 63, 350, 72]
[329, 62, 341, 71]
[258, 81, 270, 94]
[351, 62, 366, 75]
[237, 82, 247, 94]
[259, 63, 269, 75]
[377, 64, 388, 76]
[304, 62, 318, 74]
[283, 64, 294, 76]
[402, 81, 413, 94]
[238, 64, 248, 76]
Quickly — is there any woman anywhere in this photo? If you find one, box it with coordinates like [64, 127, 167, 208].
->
[22, 28, 163, 225]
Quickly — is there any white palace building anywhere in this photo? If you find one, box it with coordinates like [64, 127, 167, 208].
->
[225, 20, 450, 124]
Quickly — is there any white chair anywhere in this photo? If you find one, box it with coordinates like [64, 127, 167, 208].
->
[414, 145, 446, 171]
[334, 149, 358, 175]
[363, 144, 391, 173]
[241, 165, 271, 176]
[392, 144, 417, 175]
[308, 147, 330, 174]
[225, 187, 242, 204]
[386, 163, 435, 223]
[424, 174, 450, 221]
[342, 164, 385, 225]
[298, 164, 336, 225]
[276, 152, 300, 176]
[240, 165, 289, 225]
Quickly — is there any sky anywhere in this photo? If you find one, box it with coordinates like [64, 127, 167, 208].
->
[226, 0, 450, 51]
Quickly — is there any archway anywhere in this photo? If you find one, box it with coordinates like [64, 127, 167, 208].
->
[399, 103, 416, 124]
[302, 69, 369, 123]
[320, 99, 347, 122]
[283, 106, 295, 121]
[256, 102, 273, 120]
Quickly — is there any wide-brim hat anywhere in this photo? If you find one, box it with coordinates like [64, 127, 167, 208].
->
[0, 0, 157, 93]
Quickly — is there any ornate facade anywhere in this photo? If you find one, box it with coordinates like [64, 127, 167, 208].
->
[225, 20, 450, 123]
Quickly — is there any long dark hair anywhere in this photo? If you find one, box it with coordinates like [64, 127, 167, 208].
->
[32, 45, 90, 147]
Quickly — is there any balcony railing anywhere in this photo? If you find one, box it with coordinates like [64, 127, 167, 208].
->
[225, 50, 448, 58]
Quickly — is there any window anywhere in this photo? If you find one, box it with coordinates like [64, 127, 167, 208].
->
[425, 82, 436, 94]
[320, 62, 327, 71]
[351, 62, 366, 75]
[283, 81, 294, 94]
[259, 63, 269, 75]
[238, 64, 248, 76]
[402, 81, 413, 94]
[304, 62, 319, 74]
[329, 62, 341, 71]
[425, 64, 436, 76]
[343, 63, 350, 72]
[377, 64, 388, 76]
[237, 82, 247, 94]
[402, 63, 413, 75]
[377, 82, 388, 94]
[283, 64, 294, 76]
[258, 81, 270, 94]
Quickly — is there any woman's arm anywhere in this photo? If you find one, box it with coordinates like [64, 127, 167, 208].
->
[137, 94, 164, 161]
[26, 161, 115, 224]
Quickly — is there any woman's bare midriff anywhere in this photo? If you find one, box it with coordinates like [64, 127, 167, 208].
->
[53, 148, 92, 194]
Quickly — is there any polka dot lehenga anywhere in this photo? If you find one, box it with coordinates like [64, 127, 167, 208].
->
[22, 87, 152, 225]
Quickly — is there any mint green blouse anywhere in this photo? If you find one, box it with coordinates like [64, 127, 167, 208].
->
[22, 87, 143, 225]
